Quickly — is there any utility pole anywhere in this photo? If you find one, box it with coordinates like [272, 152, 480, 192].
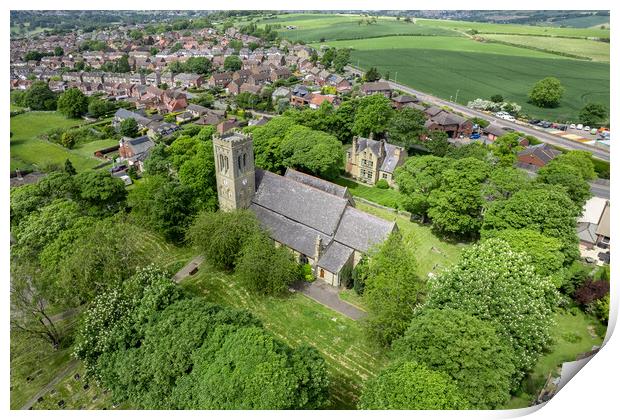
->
[454, 89, 460, 104]
[394, 71, 398, 84]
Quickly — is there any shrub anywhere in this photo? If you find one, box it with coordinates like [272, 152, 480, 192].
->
[574, 280, 609, 307]
[375, 179, 389, 189]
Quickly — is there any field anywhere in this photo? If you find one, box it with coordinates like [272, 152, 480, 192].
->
[259, 13, 458, 42]
[321, 36, 609, 122]
[10, 112, 104, 173]
[182, 266, 388, 409]
[481, 34, 610, 61]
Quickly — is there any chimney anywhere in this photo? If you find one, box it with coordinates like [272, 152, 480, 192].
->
[379, 139, 385, 158]
[368, 132, 374, 140]
[314, 235, 322, 264]
[351, 136, 358, 158]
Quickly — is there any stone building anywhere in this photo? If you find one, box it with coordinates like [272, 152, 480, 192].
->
[345, 136, 407, 187]
[213, 132, 396, 287]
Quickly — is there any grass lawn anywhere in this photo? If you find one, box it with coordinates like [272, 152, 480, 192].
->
[335, 177, 403, 209]
[73, 139, 118, 159]
[181, 265, 388, 409]
[338, 289, 367, 312]
[322, 36, 609, 122]
[10, 112, 102, 173]
[129, 227, 196, 275]
[355, 202, 467, 278]
[481, 34, 610, 62]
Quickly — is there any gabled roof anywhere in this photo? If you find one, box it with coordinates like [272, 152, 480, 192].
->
[284, 168, 350, 200]
[595, 202, 610, 238]
[517, 143, 562, 164]
[334, 206, 397, 253]
[318, 241, 354, 273]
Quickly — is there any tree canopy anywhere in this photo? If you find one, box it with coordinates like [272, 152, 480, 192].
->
[352, 94, 394, 137]
[528, 77, 564, 108]
[57, 87, 88, 118]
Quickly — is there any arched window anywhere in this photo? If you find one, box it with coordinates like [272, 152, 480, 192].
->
[224, 156, 229, 173]
[319, 268, 324, 278]
[238, 155, 242, 171]
[243, 153, 247, 167]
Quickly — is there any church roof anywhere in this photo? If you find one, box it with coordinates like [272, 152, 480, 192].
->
[318, 241, 354, 274]
[284, 168, 350, 199]
[334, 206, 396, 253]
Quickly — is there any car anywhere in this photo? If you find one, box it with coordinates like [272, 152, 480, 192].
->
[576, 124, 584, 130]
[569, 123, 576, 129]
[590, 128, 598, 135]
[470, 133, 481, 139]
[528, 119, 540, 125]
[557, 125, 568, 131]
[537, 120, 546, 126]
[503, 115, 516, 122]
[540, 121, 552, 128]
[584, 126, 591, 132]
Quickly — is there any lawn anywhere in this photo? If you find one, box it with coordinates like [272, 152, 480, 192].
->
[10, 112, 103, 173]
[481, 34, 610, 62]
[181, 266, 388, 409]
[73, 139, 119, 159]
[354, 202, 467, 278]
[322, 36, 609, 122]
[259, 13, 459, 42]
[335, 177, 403, 209]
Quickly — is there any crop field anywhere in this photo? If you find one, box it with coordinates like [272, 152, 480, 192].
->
[481, 34, 610, 62]
[10, 112, 102, 172]
[322, 36, 609, 121]
[182, 266, 388, 409]
[546, 15, 610, 29]
[260, 14, 459, 42]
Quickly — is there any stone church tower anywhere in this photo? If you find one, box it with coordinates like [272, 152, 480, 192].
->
[213, 131, 255, 211]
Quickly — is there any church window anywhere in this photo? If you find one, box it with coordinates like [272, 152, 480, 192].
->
[319, 268, 324, 278]
[238, 155, 242, 171]
[243, 153, 247, 167]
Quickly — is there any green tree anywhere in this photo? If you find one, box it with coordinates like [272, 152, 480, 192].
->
[364, 233, 424, 346]
[223, 55, 242, 71]
[186, 210, 261, 270]
[119, 118, 139, 137]
[386, 107, 426, 148]
[490, 94, 504, 103]
[364, 67, 381, 82]
[280, 125, 344, 180]
[352, 94, 394, 137]
[332, 48, 351, 73]
[483, 166, 530, 202]
[424, 239, 558, 382]
[54, 46, 64, 56]
[74, 170, 127, 215]
[425, 130, 450, 156]
[537, 162, 592, 208]
[359, 361, 469, 409]
[528, 77, 564, 108]
[64, 159, 77, 176]
[578, 103, 608, 126]
[393, 308, 515, 409]
[552, 150, 596, 181]
[57, 88, 88, 118]
[236, 231, 299, 295]
[88, 97, 114, 118]
[23, 81, 57, 110]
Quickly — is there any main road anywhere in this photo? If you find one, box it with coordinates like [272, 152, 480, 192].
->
[345, 66, 610, 162]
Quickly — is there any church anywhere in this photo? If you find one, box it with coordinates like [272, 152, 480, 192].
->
[213, 131, 397, 287]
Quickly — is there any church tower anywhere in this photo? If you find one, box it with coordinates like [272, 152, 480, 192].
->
[213, 131, 256, 211]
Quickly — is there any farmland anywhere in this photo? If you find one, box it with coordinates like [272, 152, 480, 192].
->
[320, 36, 609, 121]
[480, 34, 610, 61]
[10, 112, 104, 173]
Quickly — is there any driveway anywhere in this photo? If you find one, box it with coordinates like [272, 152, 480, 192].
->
[293, 281, 366, 321]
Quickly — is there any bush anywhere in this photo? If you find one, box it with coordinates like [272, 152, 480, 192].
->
[375, 179, 389, 189]
[574, 280, 609, 307]
[299, 264, 314, 282]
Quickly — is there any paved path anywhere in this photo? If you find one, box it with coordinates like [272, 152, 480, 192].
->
[293, 281, 366, 321]
[20, 359, 79, 410]
[172, 256, 205, 283]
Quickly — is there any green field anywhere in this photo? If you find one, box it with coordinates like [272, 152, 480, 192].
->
[322, 36, 609, 121]
[10, 112, 103, 173]
[481, 34, 610, 61]
[260, 13, 459, 42]
[73, 139, 118, 159]
[182, 266, 388, 409]
[547, 15, 610, 29]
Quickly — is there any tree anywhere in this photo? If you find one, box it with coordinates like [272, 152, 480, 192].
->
[119, 118, 139, 137]
[57, 88, 88, 118]
[186, 210, 261, 270]
[482, 184, 580, 263]
[280, 125, 344, 180]
[386, 107, 426, 148]
[88, 97, 114, 118]
[332, 48, 351, 73]
[359, 361, 469, 410]
[235, 231, 299, 295]
[424, 239, 558, 382]
[363, 233, 424, 346]
[352, 94, 394, 137]
[425, 130, 450, 156]
[578, 103, 607, 126]
[552, 150, 596, 181]
[537, 162, 592, 208]
[483, 166, 530, 202]
[74, 170, 127, 215]
[490, 132, 523, 166]
[128, 175, 196, 243]
[23, 81, 57, 110]
[528, 77, 564, 108]
[394, 155, 450, 222]
[223, 55, 242, 71]
[364, 67, 381, 82]
[490, 94, 504, 103]
[54, 46, 64, 56]
[392, 308, 515, 409]
[178, 140, 218, 212]
[482, 229, 565, 277]
[64, 159, 77, 175]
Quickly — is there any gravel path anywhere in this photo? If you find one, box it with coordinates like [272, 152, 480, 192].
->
[293, 281, 366, 320]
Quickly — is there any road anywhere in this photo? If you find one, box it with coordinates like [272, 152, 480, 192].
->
[590, 182, 610, 199]
[345, 65, 609, 162]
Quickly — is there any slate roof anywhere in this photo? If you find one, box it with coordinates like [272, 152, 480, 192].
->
[318, 241, 354, 273]
[334, 206, 396, 253]
[577, 222, 598, 244]
[354, 137, 404, 174]
[123, 136, 154, 155]
[380, 143, 402, 173]
[517, 143, 561, 164]
[253, 169, 348, 236]
[284, 168, 350, 199]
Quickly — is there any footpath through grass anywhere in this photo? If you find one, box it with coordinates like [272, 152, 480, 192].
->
[181, 266, 388, 409]
[10, 111, 102, 173]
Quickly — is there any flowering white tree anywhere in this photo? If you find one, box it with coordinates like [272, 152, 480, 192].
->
[423, 238, 558, 385]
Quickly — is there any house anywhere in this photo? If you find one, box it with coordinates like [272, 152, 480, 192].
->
[146, 121, 180, 138]
[209, 71, 233, 88]
[308, 94, 339, 109]
[345, 136, 407, 187]
[483, 123, 508, 142]
[290, 85, 312, 107]
[213, 132, 396, 286]
[186, 103, 210, 118]
[325, 74, 351, 93]
[424, 108, 474, 138]
[217, 118, 242, 134]
[118, 135, 155, 172]
[174, 73, 203, 88]
[196, 112, 225, 126]
[517, 143, 562, 169]
[271, 86, 291, 102]
[577, 197, 610, 249]
[391, 95, 417, 109]
[360, 81, 392, 98]
[113, 108, 152, 129]
[176, 111, 195, 123]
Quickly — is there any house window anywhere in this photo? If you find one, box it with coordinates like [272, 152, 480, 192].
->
[319, 268, 324, 278]
[382, 173, 388, 179]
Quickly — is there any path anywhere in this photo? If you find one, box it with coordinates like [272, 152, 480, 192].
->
[293, 281, 366, 321]
[20, 359, 79, 410]
[172, 256, 205, 283]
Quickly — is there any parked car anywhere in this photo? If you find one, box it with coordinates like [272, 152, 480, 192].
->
[584, 126, 591, 132]
[470, 133, 481, 139]
[540, 121, 552, 128]
[590, 128, 598, 135]
[528, 119, 540, 125]
[569, 123, 576, 129]
[557, 125, 568, 131]
[576, 124, 584, 130]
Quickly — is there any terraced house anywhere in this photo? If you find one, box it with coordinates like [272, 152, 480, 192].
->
[213, 131, 396, 287]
